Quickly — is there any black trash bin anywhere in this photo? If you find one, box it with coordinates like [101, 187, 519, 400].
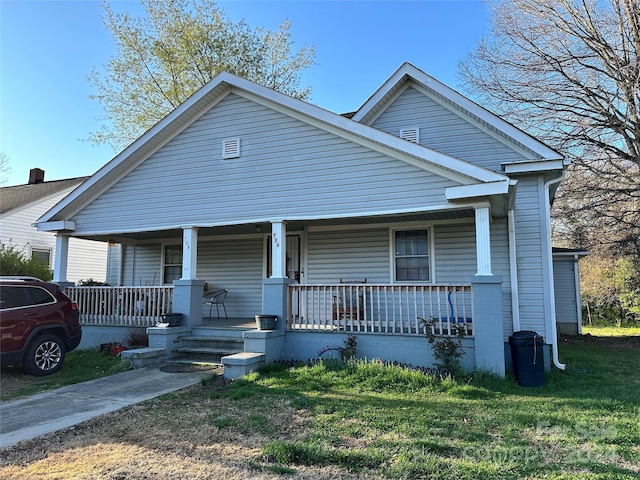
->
[509, 331, 545, 387]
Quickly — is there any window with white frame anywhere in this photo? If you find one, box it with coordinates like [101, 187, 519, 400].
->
[393, 229, 431, 282]
[163, 244, 183, 284]
[31, 248, 51, 268]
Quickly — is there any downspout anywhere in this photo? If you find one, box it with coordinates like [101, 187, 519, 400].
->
[508, 208, 521, 331]
[544, 172, 566, 370]
[574, 254, 583, 335]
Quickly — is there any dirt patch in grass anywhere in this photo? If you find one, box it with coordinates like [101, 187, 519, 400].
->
[0, 377, 378, 480]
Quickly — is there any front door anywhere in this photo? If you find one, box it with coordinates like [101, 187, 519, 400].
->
[266, 234, 303, 319]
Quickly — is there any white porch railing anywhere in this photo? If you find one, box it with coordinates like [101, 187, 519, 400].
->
[288, 284, 473, 336]
[65, 286, 174, 327]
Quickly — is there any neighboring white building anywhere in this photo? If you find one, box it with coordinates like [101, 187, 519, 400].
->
[0, 168, 109, 283]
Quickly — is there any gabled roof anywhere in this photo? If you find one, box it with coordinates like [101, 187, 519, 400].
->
[352, 63, 563, 162]
[0, 177, 88, 214]
[38, 70, 510, 225]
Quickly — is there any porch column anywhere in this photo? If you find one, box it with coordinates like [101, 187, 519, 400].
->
[53, 234, 70, 284]
[271, 221, 287, 278]
[475, 206, 493, 276]
[471, 275, 505, 377]
[169, 227, 204, 328]
[181, 227, 198, 280]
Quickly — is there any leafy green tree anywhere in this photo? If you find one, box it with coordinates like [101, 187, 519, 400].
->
[0, 243, 53, 281]
[88, 0, 315, 150]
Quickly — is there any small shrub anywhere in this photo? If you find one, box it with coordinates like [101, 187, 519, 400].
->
[124, 327, 148, 347]
[420, 317, 467, 377]
[77, 278, 110, 286]
[317, 334, 358, 362]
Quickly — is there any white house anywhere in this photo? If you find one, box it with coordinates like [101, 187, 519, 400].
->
[36, 64, 573, 376]
[1, 169, 109, 283]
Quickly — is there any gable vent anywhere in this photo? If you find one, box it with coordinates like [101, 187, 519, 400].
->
[222, 138, 240, 159]
[400, 128, 419, 143]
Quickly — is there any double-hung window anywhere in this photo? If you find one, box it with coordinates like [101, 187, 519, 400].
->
[163, 244, 183, 284]
[393, 229, 431, 282]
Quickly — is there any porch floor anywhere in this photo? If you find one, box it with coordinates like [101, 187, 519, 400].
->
[200, 317, 256, 330]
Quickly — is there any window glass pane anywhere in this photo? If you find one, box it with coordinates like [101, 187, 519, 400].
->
[164, 245, 182, 265]
[394, 229, 430, 281]
[31, 249, 51, 266]
[396, 257, 430, 281]
[163, 266, 182, 284]
[163, 245, 183, 284]
[0, 286, 26, 309]
[26, 287, 55, 305]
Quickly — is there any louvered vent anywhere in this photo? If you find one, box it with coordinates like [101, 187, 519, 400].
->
[222, 138, 240, 159]
[400, 128, 419, 143]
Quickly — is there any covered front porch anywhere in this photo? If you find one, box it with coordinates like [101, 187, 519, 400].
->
[51, 204, 507, 375]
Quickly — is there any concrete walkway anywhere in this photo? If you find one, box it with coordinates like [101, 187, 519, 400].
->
[0, 365, 215, 449]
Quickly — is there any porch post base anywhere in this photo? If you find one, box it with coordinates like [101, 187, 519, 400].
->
[172, 279, 205, 328]
[471, 275, 505, 377]
[243, 329, 285, 364]
[262, 277, 294, 331]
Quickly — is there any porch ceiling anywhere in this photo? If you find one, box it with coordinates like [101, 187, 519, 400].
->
[79, 208, 475, 244]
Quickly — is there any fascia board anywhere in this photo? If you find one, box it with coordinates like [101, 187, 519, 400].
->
[445, 180, 511, 200]
[36, 220, 75, 232]
[503, 159, 566, 174]
[552, 250, 590, 258]
[354, 63, 562, 160]
[59, 202, 490, 238]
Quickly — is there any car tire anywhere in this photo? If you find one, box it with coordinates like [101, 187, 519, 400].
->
[22, 335, 66, 376]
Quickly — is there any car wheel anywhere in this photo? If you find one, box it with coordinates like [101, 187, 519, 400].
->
[23, 335, 66, 376]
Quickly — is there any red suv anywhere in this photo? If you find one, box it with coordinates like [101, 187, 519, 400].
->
[0, 280, 82, 375]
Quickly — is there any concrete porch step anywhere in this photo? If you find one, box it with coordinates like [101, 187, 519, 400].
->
[180, 336, 244, 350]
[172, 344, 244, 364]
[222, 352, 265, 379]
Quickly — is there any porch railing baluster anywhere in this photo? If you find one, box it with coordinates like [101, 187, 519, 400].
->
[65, 286, 174, 327]
[286, 283, 472, 336]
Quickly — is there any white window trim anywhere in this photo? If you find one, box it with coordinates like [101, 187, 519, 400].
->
[389, 226, 435, 284]
[161, 242, 183, 285]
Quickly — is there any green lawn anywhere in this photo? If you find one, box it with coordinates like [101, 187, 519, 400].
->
[0, 348, 132, 401]
[582, 325, 640, 337]
[208, 334, 640, 479]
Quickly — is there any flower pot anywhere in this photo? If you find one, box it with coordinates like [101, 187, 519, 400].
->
[255, 314, 277, 330]
[162, 313, 183, 327]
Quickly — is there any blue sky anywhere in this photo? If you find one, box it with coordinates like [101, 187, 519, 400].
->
[0, 0, 490, 187]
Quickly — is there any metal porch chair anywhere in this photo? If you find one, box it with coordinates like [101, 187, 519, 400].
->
[203, 288, 228, 320]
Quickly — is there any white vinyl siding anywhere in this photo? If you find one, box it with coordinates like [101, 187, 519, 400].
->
[120, 237, 264, 318]
[553, 258, 578, 327]
[307, 228, 390, 284]
[198, 237, 263, 318]
[0, 187, 108, 283]
[370, 86, 530, 172]
[69, 93, 459, 235]
[512, 177, 547, 336]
